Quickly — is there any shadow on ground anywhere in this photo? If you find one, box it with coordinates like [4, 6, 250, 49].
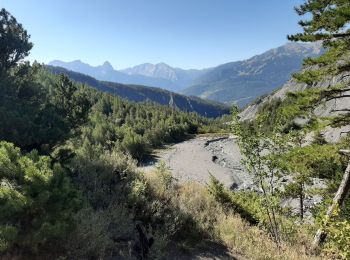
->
[167, 241, 243, 260]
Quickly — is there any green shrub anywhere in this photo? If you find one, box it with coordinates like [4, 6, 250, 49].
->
[121, 130, 148, 161]
[322, 207, 350, 259]
[0, 141, 82, 254]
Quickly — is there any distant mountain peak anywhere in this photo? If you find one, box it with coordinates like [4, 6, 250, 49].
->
[156, 62, 170, 67]
[101, 61, 114, 71]
[121, 62, 179, 81]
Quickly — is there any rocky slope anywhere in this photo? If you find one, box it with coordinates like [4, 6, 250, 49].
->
[240, 68, 350, 143]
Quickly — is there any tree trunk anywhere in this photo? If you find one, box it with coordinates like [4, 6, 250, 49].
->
[300, 184, 304, 222]
[312, 156, 350, 250]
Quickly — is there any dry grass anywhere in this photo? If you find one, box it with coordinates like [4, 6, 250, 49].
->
[144, 170, 321, 260]
[216, 213, 319, 260]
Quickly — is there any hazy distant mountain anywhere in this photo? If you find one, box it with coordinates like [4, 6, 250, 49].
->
[181, 42, 323, 107]
[121, 63, 179, 80]
[49, 59, 119, 79]
[46, 66, 230, 118]
[121, 63, 209, 88]
[48, 60, 206, 92]
[49, 42, 322, 107]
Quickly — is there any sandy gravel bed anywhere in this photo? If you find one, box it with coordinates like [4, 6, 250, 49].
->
[140, 135, 253, 189]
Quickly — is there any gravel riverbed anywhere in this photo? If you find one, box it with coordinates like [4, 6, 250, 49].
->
[139, 135, 327, 220]
[140, 135, 253, 189]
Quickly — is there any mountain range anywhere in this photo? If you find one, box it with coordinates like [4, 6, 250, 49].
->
[49, 42, 323, 107]
[181, 42, 323, 106]
[46, 66, 230, 118]
[49, 60, 206, 92]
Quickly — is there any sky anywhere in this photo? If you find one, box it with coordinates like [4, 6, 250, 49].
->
[2, 0, 306, 69]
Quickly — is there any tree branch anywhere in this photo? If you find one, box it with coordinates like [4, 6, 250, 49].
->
[326, 95, 350, 102]
[332, 33, 350, 38]
[331, 109, 350, 113]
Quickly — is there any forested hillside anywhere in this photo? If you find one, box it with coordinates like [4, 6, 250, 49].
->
[46, 65, 231, 118]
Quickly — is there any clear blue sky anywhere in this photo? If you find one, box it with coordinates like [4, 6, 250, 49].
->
[2, 0, 305, 69]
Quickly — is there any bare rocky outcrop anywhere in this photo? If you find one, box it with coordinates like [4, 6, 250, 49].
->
[240, 70, 350, 121]
[239, 69, 350, 143]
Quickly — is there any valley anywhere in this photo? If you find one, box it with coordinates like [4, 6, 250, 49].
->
[1, 1, 350, 260]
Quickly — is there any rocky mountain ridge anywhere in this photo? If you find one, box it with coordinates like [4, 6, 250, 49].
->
[182, 42, 323, 107]
[49, 42, 322, 105]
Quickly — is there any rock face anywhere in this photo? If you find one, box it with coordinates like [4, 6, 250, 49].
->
[202, 137, 327, 219]
[204, 137, 254, 190]
[293, 116, 311, 128]
[321, 125, 350, 143]
[122, 63, 179, 81]
[240, 70, 350, 121]
[239, 68, 350, 143]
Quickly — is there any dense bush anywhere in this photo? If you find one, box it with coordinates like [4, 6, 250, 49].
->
[0, 141, 81, 254]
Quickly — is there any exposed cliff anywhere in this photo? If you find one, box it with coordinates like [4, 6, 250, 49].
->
[240, 67, 350, 143]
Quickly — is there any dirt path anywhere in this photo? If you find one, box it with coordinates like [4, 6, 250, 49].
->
[140, 135, 253, 189]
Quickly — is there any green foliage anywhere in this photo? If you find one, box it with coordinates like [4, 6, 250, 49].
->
[288, 0, 350, 94]
[321, 206, 350, 259]
[0, 63, 92, 151]
[207, 175, 259, 225]
[234, 0, 350, 256]
[51, 74, 92, 128]
[281, 144, 345, 180]
[0, 8, 33, 72]
[292, 69, 328, 85]
[232, 108, 292, 244]
[78, 92, 209, 162]
[0, 9, 224, 257]
[288, 0, 350, 43]
[121, 130, 148, 161]
[0, 141, 82, 254]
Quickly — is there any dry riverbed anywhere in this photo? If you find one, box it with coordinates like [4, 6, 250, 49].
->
[139, 134, 326, 220]
[140, 135, 253, 189]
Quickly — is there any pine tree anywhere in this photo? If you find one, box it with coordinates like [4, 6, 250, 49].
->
[289, 0, 350, 127]
[288, 0, 350, 43]
[0, 8, 33, 72]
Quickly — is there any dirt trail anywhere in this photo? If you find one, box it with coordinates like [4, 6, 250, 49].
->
[140, 135, 253, 189]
